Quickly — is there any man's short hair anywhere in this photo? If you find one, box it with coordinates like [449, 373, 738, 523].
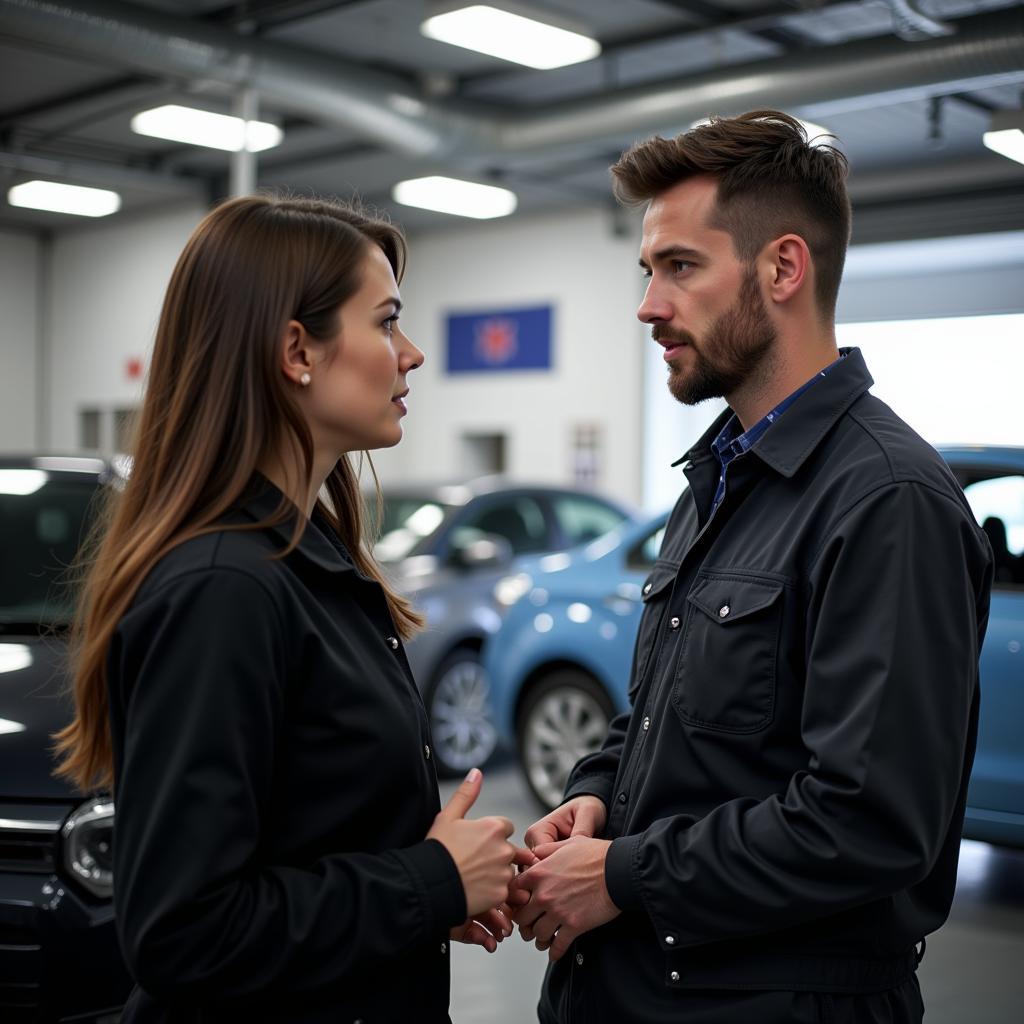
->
[611, 110, 851, 320]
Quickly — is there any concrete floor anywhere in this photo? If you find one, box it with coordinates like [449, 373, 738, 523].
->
[443, 757, 1024, 1024]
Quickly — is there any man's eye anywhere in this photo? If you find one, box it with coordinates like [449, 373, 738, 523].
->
[672, 260, 692, 273]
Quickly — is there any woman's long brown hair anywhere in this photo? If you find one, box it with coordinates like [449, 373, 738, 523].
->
[54, 194, 423, 792]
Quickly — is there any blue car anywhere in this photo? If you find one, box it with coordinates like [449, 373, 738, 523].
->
[485, 445, 1024, 851]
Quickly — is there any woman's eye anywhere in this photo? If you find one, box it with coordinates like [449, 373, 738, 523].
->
[383, 314, 399, 333]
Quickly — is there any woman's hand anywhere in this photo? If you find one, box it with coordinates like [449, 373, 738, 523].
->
[450, 905, 514, 953]
[427, 768, 532, 917]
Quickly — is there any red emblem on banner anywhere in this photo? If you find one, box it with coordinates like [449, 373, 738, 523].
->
[125, 357, 144, 381]
[474, 318, 518, 365]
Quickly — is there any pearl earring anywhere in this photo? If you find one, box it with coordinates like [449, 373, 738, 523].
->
[300, 372, 311, 387]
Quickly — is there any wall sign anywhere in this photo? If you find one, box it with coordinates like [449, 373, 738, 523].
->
[445, 304, 552, 373]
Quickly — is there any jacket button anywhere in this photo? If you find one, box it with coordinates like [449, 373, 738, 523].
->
[670, 971, 680, 982]
[642, 716, 651, 731]
[424, 744, 432, 760]
[575, 952, 584, 966]
[441, 942, 447, 954]
[643, 582, 652, 595]
[617, 792, 627, 804]
[387, 636, 399, 649]
[665, 934, 676, 945]
[669, 616, 680, 629]
[718, 605, 730, 618]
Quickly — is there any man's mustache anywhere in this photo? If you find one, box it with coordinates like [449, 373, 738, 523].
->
[651, 325, 697, 347]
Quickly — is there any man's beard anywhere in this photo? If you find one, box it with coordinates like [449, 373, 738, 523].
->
[655, 266, 777, 406]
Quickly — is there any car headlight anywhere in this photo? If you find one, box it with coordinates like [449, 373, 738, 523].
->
[62, 800, 114, 899]
[493, 572, 532, 609]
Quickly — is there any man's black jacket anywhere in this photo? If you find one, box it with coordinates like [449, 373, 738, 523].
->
[541, 349, 993, 1022]
[107, 483, 466, 1023]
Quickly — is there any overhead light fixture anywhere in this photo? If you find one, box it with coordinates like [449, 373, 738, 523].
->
[421, 4, 601, 70]
[690, 116, 837, 147]
[392, 176, 518, 219]
[983, 109, 1024, 167]
[7, 181, 121, 218]
[131, 104, 283, 152]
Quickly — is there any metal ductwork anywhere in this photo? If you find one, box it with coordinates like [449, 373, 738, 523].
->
[1, 0, 1023, 165]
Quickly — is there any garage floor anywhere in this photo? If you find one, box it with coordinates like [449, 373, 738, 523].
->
[443, 758, 1024, 1024]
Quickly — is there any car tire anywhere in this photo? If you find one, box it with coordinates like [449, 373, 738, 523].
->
[517, 670, 615, 811]
[426, 647, 499, 778]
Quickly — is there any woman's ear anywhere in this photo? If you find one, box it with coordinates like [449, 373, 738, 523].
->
[280, 319, 314, 387]
[767, 234, 811, 307]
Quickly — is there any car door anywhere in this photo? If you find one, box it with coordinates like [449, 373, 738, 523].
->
[953, 461, 1024, 834]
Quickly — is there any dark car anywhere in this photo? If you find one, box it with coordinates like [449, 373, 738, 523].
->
[0, 455, 130, 1022]
[371, 479, 634, 775]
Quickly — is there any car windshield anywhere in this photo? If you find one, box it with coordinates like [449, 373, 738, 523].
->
[0, 473, 100, 630]
[371, 496, 453, 563]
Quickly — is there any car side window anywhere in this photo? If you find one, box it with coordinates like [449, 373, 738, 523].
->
[460, 497, 549, 554]
[552, 495, 627, 546]
[626, 524, 666, 571]
[962, 473, 1024, 589]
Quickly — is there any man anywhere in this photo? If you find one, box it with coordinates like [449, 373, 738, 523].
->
[508, 110, 993, 1023]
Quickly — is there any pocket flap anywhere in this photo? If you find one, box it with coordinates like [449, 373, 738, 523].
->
[687, 575, 783, 624]
[640, 563, 676, 603]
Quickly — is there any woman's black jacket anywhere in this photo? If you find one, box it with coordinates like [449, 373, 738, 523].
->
[106, 484, 466, 1023]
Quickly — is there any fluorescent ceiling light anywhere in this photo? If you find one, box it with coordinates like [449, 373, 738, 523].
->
[392, 176, 518, 219]
[421, 5, 600, 70]
[131, 104, 283, 152]
[690, 116, 837, 147]
[8, 181, 121, 218]
[982, 110, 1024, 166]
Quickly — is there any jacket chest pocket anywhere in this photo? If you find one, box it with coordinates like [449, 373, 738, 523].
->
[673, 573, 784, 733]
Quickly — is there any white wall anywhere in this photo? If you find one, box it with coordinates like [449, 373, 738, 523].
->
[0, 229, 41, 452]
[373, 207, 647, 507]
[46, 203, 207, 449]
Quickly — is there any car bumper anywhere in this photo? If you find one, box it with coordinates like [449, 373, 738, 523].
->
[0, 871, 130, 1022]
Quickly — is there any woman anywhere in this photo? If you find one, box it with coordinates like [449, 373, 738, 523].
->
[54, 195, 524, 1022]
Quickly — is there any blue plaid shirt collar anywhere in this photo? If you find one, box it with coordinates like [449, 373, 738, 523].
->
[710, 353, 844, 512]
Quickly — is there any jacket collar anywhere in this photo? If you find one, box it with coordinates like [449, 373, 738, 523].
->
[237, 476, 357, 575]
[673, 347, 873, 479]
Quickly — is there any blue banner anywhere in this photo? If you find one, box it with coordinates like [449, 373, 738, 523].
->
[445, 305, 552, 373]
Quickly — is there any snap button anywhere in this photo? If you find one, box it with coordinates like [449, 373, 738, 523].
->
[575, 952, 584, 966]
[387, 636, 399, 649]
[669, 616, 680, 629]
[424, 744, 432, 760]
[617, 792, 627, 804]
[670, 970, 680, 982]
[643, 582, 652, 595]
[665, 934, 676, 945]
[440, 942, 447, 954]
[642, 716, 650, 731]
[718, 605, 730, 619]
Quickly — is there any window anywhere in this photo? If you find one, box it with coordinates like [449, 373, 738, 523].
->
[962, 474, 1024, 588]
[459, 496, 548, 554]
[627, 522, 666, 571]
[552, 495, 628, 547]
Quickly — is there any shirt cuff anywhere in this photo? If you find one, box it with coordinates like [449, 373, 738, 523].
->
[605, 834, 643, 912]
[397, 838, 468, 935]
[563, 775, 614, 808]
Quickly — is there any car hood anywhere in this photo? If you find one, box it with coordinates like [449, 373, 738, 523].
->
[0, 635, 79, 800]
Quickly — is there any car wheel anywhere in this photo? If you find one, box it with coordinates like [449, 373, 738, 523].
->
[427, 648, 499, 778]
[517, 670, 614, 811]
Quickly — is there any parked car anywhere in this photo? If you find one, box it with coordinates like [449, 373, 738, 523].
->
[485, 446, 1024, 852]
[370, 479, 634, 776]
[0, 455, 130, 1022]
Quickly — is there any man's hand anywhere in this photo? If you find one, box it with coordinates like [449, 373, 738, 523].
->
[450, 905, 514, 953]
[523, 795, 608, 850]
[509, 836, 621, 962]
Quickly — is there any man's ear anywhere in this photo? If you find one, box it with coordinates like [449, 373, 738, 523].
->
[280, 319, 314, 386]
[767, 234, 811, 306]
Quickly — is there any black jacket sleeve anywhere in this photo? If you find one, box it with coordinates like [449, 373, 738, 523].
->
[110, 568, 465, 1000]
[605, 481, 991, 946]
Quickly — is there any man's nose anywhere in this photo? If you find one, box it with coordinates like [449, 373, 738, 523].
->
[637, 280, 672, 324]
